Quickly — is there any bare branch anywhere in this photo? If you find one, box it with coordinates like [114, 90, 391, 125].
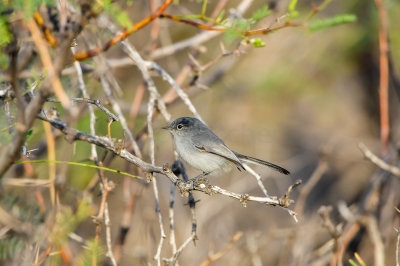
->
[359, 142, 400, 177]
[147, 61, 203, 122]
[46, 97, 118, 122]
[163, 233, 196, 265]
[363, 215, 385, 266]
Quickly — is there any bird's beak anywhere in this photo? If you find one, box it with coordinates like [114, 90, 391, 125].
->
[162, 124, 171, 130]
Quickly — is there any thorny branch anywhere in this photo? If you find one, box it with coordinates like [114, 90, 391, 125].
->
[36, 113, 299, 211]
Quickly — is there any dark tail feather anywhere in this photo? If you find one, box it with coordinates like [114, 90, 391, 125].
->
[234, 152, 290, 175]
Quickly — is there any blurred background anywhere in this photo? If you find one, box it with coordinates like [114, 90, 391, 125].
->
[1, 0, 400, 265]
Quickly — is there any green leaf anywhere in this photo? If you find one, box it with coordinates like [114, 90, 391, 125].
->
[103, 0, 132, 28]
[12, 0, 55, 20]
[0, 52, 8, 69]
[288, 0, 299, 18]
[24, 129, 33, 145]
[50, 200, 92, 247]
[308, 14, 357, 32]
[251, 5, 271, 21]
[348, 259, 359, 266]
[225, 18, 251, 42]
[216, 9, 225, 23]
[76, 198, 92, 222]
[77, 239, 104, 266]
[251, 38, 266, 47]
[0, 17, 12, 46]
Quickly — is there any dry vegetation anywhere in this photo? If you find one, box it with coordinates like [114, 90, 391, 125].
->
[0, 0, 399, 265]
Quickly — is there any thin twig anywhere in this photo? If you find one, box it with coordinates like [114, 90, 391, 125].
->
[396, 207, 400, 266]
[150, 0, 255, 60]
[42, 121, 56, 206]
[119, 41, 171, 122]
[147, 61, 203, 123]
[363, 215, 385, 266]
[295, 159, 329, 215]
[147, 94, 166, 266]
[99, 76, 142, 157]
[318, 206, 342, 266]
[2, 178, 51, 187]
[46, 97, 118, 122]
[74, 0, 173, 61]
[359, 142, 400, 177]
[26, 17, 72, 111]
[242, 164, 269, 196]
[163, 233, 196, 265]
[71, 46, 117, 266]
[104, 202, 117, 266]
[200, 232, 243, 266]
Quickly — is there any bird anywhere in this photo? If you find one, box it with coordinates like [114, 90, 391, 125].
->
[163, 117, 290, 176]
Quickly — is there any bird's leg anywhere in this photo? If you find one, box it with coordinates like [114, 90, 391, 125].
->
[187, 171, 209, 186]
[191, 171, 209, 180]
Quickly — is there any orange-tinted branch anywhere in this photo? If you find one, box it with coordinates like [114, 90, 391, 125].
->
[74, 0, 173, 61]
[159, 13, 225, 32]
[75, 2, 303, 61]
[374, 0, 389, 155]
[33, 11, 59, 47]
[243, 21, 304, 36]
[160, 13, 304, 36]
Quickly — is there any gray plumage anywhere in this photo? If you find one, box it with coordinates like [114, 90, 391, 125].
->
[163, 117, 289, 175]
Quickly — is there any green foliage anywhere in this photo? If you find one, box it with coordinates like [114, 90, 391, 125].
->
[225, 5, 270, 45]
[24, 129, 33, 145]
[0, 194, 43, 261]
[12, 0, 54, 19]
[77, 239, 104, 266]
[250, 38, 266, 47]
[225, 18, 251, 43]
[0, 17, 11, 46]
[102, 0, 132, 29]
[348, 259, 365, 266]
[216, 10, 225, 23]
[0, 0, 55, 70]
[0, 52, 8, 69]
[308, 14, 357, 32]
[0, 236, 25, 261]
[288, 0, 299, 18]
[251, 5, 271, 21]
[50, 198, 92, 247]
[201, 0, 208, 17]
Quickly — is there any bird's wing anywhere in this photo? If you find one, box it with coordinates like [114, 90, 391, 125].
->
[194, 143, 245, 171]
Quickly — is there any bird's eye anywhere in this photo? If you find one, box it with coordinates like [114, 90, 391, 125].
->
[176, 124, 183, 130]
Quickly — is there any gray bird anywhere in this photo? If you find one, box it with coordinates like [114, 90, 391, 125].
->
[163, 117, 289, 176]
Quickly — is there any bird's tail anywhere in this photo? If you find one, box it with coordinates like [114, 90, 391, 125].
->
[234, 152, 290, 175]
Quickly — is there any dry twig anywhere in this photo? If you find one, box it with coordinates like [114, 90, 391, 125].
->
[359, 143, 400, 178]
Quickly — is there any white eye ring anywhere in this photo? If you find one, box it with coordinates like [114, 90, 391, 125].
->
[177, 124, 183, 130]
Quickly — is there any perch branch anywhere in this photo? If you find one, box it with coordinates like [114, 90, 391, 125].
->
[36, 114, 300, 210]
